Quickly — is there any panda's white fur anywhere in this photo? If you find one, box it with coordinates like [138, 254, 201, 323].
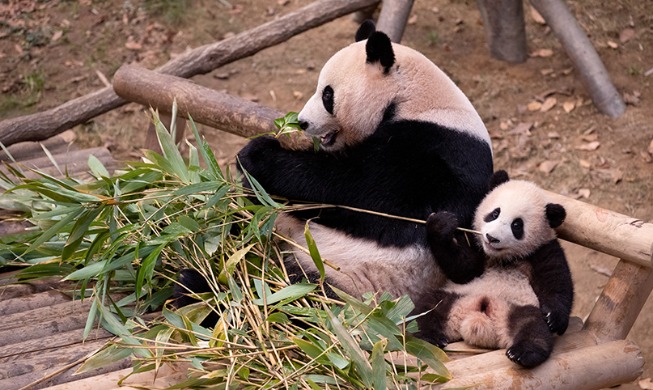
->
[298, 37, 491, 151]
[474, 180, 557, 263]
[275, 214, 445, 300]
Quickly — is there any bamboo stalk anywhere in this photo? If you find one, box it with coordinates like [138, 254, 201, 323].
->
[0, 0, 381, 147]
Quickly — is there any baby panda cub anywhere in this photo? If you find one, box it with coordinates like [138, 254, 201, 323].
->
[415, 170, 574, 368]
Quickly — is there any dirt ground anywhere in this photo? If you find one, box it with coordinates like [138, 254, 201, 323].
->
[1, 0, 652, 387]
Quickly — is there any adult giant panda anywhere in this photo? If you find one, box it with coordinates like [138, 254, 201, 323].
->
[233, 20, 493, 303]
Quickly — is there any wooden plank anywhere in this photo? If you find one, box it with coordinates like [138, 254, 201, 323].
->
[0, 327, 111, 359]
[0, 311, 92, 347]
[0, 276, 64, 298]
[0, 299, 93, 332]
[0, 289, 71, 316]
[434, 340, 643, 389]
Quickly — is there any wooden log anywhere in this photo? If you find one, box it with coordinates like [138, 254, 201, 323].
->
[0, 327, 111, 360]
[584, 260, 653, 343]
[476, 0, 528, 63]
[0, 0, 381, 147]
[545, 191, 653, 268]
[113, 65, 281, 139]
[0, 131, 76, 162]
[436, 340, 643, 390]
[0, 311, 92, 347]
[376, 0, 415, 43]
[529, 0, 626, 118]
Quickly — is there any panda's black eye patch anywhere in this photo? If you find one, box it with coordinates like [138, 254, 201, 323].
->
[511, 218, 524, 240]
[484, 208, 500, 222]
[322, 85, 334, 115]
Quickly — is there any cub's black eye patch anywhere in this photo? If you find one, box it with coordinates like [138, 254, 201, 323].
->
[322, 85, 334, 114]
[484, 207, 500, 222]
[511, 218, 524, 240]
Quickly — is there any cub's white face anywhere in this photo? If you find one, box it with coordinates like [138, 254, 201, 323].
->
[298, 41, 399, 151]
[473, 181, 557, 261]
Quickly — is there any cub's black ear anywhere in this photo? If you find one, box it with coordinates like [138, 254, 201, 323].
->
[366, 31, 395, 73]
[545, 203, 566, 228]
[489, 170, 510, 190]
[355, 19, 376, 42]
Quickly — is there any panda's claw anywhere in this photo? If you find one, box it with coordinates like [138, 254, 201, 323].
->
[541, 305, 569, 335]
[506, 342, 550, 368]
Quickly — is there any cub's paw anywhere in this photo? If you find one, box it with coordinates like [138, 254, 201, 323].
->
[416, 331, 449, 349]
[427, 211, 459, 242]
[506, 341, 550, 368]
[541, 304, 569, 335]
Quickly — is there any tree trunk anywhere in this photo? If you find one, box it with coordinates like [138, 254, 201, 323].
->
[376, 0, 415, 43]
[476, 0, 528, 63]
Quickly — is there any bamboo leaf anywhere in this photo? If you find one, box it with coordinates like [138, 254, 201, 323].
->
[25, 206, 85, 255]
[371, 339, 388, 390]
[152, 110, 189, 183]
[218, 244, 255, 285]
[304, 221, 325, 282]
[252, 283, 316, 306]
[88, 154, 110, 178]
[189, 116, 223, 180]
[63, 206, 103, 260]
[326, 308, 373, 387]
[404, 335, 451, 381]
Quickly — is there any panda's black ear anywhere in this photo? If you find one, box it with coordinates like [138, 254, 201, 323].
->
[545, 203, 566, 228]
[366, 31, 395, 73]
[355, 19, 376, 42]
[489, 170, 510, 190]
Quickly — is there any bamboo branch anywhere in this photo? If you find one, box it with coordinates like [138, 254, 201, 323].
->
[0, 0, 381, 147]
[529, 0, 625, 117]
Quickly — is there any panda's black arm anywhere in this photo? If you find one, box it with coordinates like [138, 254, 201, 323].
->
[526, 240, 574, 335]
[426, 211, 485, 284]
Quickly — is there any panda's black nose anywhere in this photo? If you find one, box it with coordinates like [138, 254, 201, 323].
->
[486, 234, 500, 244]
[298, 120, 309, 130]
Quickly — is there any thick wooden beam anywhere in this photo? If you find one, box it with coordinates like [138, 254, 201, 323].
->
[476, 0, 528, 63]
[529, 0, 625, 117]
[545, 191, 653, 268]
[0, 0, 381, 147]
[584, 261, 653, 343]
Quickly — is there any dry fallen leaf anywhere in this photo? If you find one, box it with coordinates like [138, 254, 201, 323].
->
[540, 97, 557, 112]
[538, 160, 559, 174]
[579, 159, 591, 169]
[638, 377, 653, 390]
[563, 100, 575, 113]
[582, 133, 598, 142]
[509, 122, 533, 136]
[51, 30, 63, 42]
[641, 151, 653, 163]
[408, 15, 418, 25]
[292, 90, 303, 100]
[527, 101, 542, 111]
[577, 188, 591, 199]
[532, 48, 554, 58]
[576, 141, 601, 151]
[648, 139, 653, 155]
[623, 91, 641, 105]
[548, 131, 560, 139]
[619, 28, 636, 43]
[611, 169, 623, 184]
[607, 40, 619, 49]
[530, 6, 546, 25]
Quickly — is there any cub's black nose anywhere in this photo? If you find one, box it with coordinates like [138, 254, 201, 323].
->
[298, 120, 309, 130]
[486, 233, 500, 244]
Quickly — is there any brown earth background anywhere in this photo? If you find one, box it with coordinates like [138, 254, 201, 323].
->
[1, 0, 652, 388]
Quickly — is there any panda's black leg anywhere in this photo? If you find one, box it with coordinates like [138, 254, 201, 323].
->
[505, 305, 554, 368]
[412, 289, 459, 348]
[173, 269, 219, 328]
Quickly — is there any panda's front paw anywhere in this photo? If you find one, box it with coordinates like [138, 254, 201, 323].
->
[415, 330, 449, 349]
[541, 304, 569, 335]
[237, 136, 282, 169]
[427, 211, 459, 242]
[506, 341, 550, 368]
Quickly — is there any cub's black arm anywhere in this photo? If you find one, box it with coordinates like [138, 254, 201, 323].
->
[426, 211, 485, 284]
[527, 240, 574, 335]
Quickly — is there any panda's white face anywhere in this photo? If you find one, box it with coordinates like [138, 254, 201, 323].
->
[298, 41, 399, 151]
[473, 181, 557, 261]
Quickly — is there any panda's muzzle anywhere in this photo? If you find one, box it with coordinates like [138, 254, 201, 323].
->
[299, 120, 338, 147]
